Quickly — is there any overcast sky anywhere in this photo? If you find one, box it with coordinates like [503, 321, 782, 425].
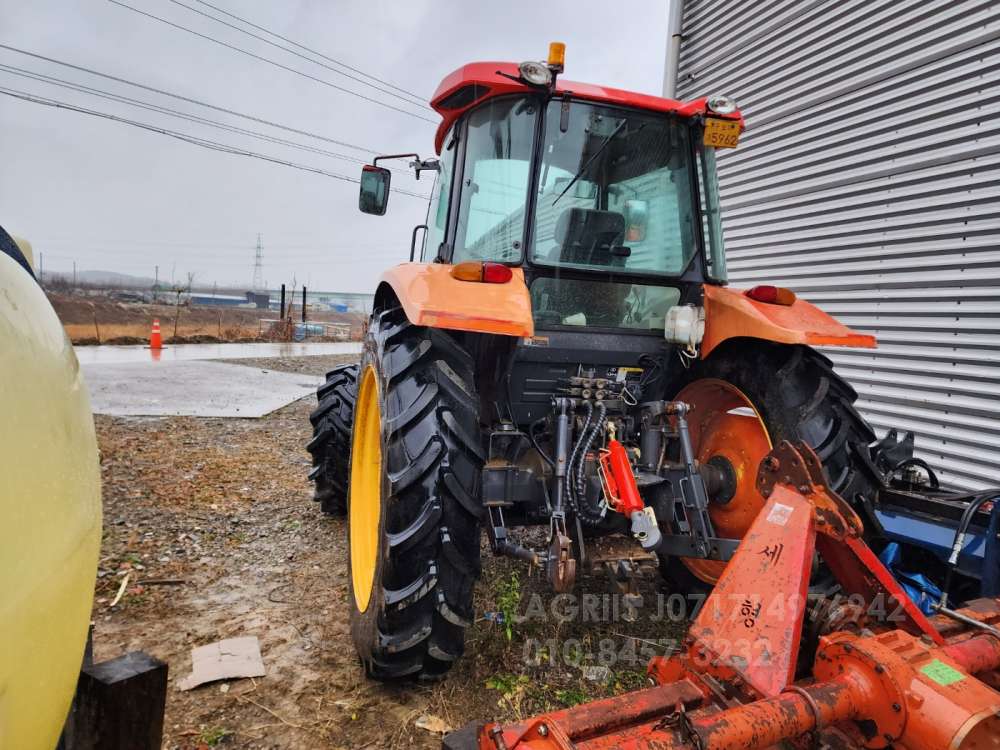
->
[0, 0, 669, 292]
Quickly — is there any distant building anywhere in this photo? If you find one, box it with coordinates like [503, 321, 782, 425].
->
[189, 291, 269, 309]
[246, 292, 270, 309]
[268, 290, 373, 314]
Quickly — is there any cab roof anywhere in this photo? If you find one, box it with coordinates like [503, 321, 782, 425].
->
[429, 61, 743, 154]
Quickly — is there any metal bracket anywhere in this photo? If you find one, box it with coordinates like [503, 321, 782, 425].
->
[547, 514, 576, 592]
[371, 152, 440, 180]
[487, 505, 540, 565]
[662, 401, 721, 558]
[755, 440, 865, 540]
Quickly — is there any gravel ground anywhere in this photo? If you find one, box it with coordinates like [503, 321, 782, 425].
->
[91, 353, 684, 749]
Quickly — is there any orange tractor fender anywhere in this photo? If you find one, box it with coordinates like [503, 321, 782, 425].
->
[375, 268, 874, 353]
[701, 284, 876, 358]
[376, 262, 534, 338]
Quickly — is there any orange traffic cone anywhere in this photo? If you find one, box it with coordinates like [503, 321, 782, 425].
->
[149, 318, 162, 350]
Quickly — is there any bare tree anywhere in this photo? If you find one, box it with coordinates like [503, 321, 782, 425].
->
[172, 272, 196, 339]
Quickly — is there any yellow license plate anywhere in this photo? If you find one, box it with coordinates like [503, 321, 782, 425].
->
[703, 117, 741, 149]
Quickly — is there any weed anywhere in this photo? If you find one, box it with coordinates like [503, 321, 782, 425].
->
[229, 531, 248, 545]
[486, 673, 532, 717]
[495, 572, 521, 640]
[555, 688, 588, 707]
[610, 669, 648, 693]
[486, 673, 528, 697]
[197, 726, 232, 746]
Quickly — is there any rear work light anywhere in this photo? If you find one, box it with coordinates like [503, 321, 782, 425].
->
[745, 285, 797, 306]
[450, 261, 513, 284]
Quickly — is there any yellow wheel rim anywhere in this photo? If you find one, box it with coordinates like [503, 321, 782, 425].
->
[674, 378, 772, 585]
[349, 366, 382, 613]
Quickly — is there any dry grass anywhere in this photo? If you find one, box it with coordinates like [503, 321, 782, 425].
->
[64, 322, 263, 343]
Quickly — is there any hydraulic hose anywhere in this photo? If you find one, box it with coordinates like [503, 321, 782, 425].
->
[892, 456, 940, 489]
[566, 400, 594, 513]
[983, 499, 1000, 597]
[574, 401, 607, 526]
[941, 490, 1000, 605]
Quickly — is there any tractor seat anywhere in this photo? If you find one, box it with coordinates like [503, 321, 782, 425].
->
[551, 208, 627, 267]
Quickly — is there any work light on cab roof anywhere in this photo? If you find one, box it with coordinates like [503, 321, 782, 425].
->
[515, 41, 566, 88]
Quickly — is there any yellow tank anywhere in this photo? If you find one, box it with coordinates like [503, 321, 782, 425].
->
[0, 234, 102, 749]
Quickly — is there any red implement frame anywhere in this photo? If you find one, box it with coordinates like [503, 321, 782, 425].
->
[687, 441, 943, 700]
[456, 442, 1000, 750]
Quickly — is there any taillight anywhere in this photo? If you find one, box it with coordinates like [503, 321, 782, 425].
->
[450, 261, 513, 284]
[745, 285, 797, 306]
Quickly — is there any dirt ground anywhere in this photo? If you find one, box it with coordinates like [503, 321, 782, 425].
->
[48, 292, 364, 344]
[91, 354, 687, 750]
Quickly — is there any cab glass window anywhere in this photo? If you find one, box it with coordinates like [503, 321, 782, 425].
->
[530, 278, 680, 331]
[530, 100, 697, 276]
[452, 97, 537, 263]
[697, 143, 727, 281]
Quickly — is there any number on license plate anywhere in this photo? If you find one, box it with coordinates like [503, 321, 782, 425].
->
[703, 118, 741, 149]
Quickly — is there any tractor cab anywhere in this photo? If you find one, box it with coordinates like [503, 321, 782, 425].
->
[359, 46, 748, 428]
[361, 45, 741, 346]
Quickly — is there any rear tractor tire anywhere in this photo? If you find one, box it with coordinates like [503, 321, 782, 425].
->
[308, 363, 359, 515]
[661, 340, 878, 590]
[346, 308, 484, 680]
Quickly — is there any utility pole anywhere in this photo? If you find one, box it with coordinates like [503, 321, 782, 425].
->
[663, 0, 685, 99]
[252, 233, 264, 292]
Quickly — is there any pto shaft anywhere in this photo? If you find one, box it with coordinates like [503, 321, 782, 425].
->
[685, 677, 862, 750]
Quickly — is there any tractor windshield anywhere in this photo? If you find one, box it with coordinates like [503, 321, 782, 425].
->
[530, 100, 698, 276]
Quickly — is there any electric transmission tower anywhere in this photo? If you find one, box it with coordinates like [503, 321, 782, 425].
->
[252, 233, 264, 291]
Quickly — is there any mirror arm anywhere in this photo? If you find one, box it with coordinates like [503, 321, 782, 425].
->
[372, 153, 440, 181]
[373, 152, 419, 167]
[412, 159, 440, 181]
[410, 224, 428, 262]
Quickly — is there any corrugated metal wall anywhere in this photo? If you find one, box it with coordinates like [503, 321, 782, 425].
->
[675, 0, 1000, 490]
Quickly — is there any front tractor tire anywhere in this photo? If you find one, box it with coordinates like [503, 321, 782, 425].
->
[662, 340, 878, 588]
[347, 308, 484, 680]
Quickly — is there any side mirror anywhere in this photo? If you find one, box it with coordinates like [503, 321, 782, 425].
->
[359, 165, 391, 215]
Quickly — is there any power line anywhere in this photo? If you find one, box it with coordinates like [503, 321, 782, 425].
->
[165, 0, 429, 109]
[43, 254, 412, 266]
[107, 0, 437, 123]
[36, 237, 408, 249]
[0, 86, 430, 199]
[192, 0, 425, 102]
[0, 63, 412, 174]
[0, 45, 391, 156]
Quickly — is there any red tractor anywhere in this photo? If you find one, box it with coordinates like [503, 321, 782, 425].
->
[307, 44, 988, 687]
